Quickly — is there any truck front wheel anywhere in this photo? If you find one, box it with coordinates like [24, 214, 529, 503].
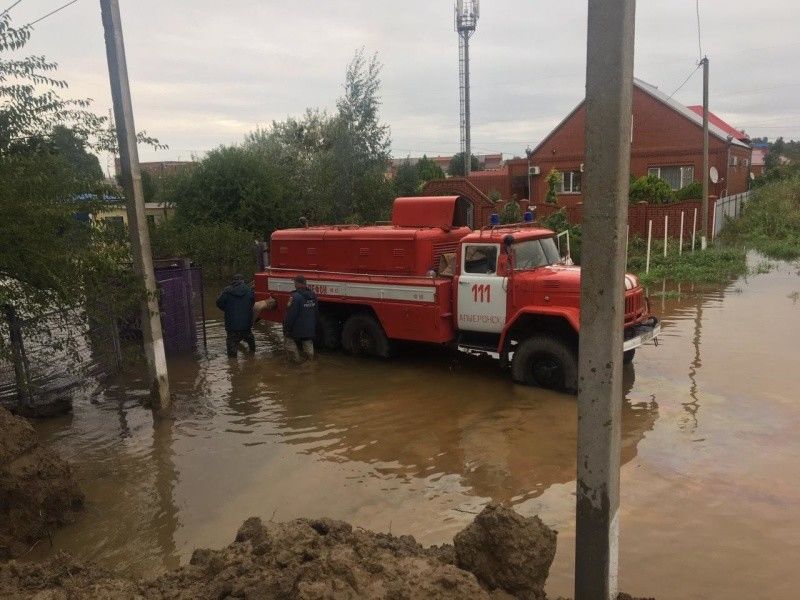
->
[511, 335, 578, 393]
[341, 313, 391, 358]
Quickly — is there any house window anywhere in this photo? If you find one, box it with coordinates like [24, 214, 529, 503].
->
[146, 214, 156, 226]
[560, 170, 581, 193]
[648, 165, 694, 190]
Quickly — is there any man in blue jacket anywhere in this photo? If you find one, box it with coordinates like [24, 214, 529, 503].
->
[283, 275, 318, 361]
[216, 274, 256, 357]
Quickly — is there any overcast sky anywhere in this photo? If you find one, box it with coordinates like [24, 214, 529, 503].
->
[10, 0, 800, 167]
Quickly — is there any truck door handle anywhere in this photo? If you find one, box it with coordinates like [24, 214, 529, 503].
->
[459, 281, 470, 285]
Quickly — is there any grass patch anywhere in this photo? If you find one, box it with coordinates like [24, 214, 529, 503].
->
[722, 176, 800, 260]
[627, 241, 748, 286]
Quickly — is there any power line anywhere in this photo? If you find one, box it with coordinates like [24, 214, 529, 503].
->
[20, 0, 78, 29]
[667, 62, 702, 99]
[1, 0, 24, 18]
[695, 0, 703, 60]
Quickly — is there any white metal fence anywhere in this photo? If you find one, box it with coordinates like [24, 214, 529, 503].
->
[713, 190, 751, 238]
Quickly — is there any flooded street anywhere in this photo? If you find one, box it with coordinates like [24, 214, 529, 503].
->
[28, 256, 800, 599]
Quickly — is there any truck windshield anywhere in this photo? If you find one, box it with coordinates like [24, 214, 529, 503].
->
[512, 238, 561, 270]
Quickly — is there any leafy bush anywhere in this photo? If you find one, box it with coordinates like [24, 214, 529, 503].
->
[629, 175, 675, 204]
[751, 163, 800, 189]
[675, 180, 702, 201]
[539, 208, 582, 263]
[723, 175, 800, 259]
[499, 200, 520, 224]
[150, 220, 257, 281]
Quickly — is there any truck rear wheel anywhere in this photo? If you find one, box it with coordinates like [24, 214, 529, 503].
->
[315, 313, 342, 351]
[511, 335, 578, 393]
[623, 349, 635, 364]
[341, 313, 391, 358]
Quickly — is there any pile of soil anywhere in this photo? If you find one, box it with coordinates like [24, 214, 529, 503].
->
[0, 407, 84, 560]
[0, 502, 653, 599]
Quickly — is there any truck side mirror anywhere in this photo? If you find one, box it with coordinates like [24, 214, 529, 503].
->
[502, 234, 514, 252]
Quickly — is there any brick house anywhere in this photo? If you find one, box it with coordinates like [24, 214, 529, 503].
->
[388, 153, 504, 178]
[506, 78, 753, 207]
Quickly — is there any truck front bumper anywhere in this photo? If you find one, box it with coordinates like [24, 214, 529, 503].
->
[623, 317, 661, 352]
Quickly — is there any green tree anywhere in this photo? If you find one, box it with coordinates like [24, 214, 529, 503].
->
[0, 13, 161, 155]
[416, 155, 445, 182]
[765, 137, 786, 170]
[0, 13, 160, 366]
[167, 145, 285, 235]
[545, 169, 560, 204]
[393, 159, 421, 196]
[330, 49, 393, 222]
[49, 126, 104, 182]
[448, 152, 482, 176]
[243, 49, 394, 225]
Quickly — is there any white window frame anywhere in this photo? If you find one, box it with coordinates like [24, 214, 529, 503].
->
[559, 170, 582, 194]
[647, 165, 695, 190]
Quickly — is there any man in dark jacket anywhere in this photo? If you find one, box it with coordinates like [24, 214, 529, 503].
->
[283, 275, 318, 361]
[216, 274, 256, 357]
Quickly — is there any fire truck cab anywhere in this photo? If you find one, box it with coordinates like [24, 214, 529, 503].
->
[254, 195, 659, 392]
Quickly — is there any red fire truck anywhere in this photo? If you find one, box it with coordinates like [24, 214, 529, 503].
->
[254, 196, 659, 392]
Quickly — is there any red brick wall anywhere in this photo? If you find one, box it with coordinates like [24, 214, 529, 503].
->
[527, 86, 752, 206]
[467, 171, 512, 199]
[535, 198, 717, 239]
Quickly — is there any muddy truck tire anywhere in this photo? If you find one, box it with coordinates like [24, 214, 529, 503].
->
[342, 313, 392, 358]
[511, 335, 578, 393]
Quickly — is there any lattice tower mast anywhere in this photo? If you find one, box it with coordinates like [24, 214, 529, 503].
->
[455, 0, 479, 175]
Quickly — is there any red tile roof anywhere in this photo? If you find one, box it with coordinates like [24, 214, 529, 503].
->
[686, 106, 749, 142]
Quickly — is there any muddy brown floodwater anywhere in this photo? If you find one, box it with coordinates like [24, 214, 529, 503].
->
[24, 254, 800, 599]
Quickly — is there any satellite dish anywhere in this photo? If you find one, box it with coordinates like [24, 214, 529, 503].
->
[709, 166, 719, 184]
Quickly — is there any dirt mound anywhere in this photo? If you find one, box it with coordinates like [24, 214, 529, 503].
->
[0, 407, 84, 560]
[455, 502, 557, 600]
[0, 503, 653, 599]
[143, 516, 491, 599]
[0, 552, 137, 599]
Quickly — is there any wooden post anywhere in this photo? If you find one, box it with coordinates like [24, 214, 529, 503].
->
[692, 207, 698, 252]
[2, 304, 34, 408]
[646, 219, 652, 274]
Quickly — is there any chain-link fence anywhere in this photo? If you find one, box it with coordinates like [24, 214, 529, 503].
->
[1, 260, 206, 415]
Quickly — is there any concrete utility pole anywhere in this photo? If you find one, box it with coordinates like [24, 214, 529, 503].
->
[701, 56, 709, 250]
[100, 0, 170, 410]
[575, 1, 636, 599]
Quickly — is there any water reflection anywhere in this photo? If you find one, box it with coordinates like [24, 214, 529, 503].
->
[263, 352, 658, 504]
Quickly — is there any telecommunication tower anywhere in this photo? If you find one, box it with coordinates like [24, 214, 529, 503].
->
[455, 0, 479, 175]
